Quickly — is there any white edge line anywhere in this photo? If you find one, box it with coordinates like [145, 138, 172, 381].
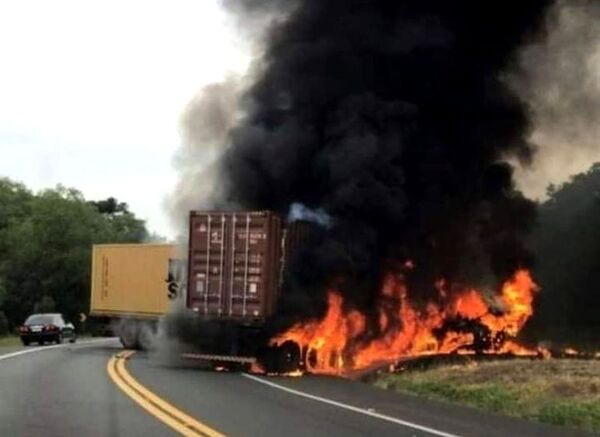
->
[242, 373, 460, 437]
[0, 338, 117, 362]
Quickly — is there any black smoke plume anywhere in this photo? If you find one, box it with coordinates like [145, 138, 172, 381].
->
[212, 0, 554, 332]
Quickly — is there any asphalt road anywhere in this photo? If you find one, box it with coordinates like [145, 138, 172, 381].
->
[0, 339, 593, 437]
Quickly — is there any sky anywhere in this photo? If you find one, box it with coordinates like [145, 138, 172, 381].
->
[0, 0, 248, 238]
[1, 1, 598, 239]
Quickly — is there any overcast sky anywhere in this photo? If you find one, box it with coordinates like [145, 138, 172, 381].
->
[2, 1, 598, 240]
[0, 0, 248, 238]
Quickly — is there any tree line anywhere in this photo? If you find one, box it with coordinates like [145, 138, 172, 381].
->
[527, 162, 600, 344]
[0, 163, 597, 341]
[0, 178, 149, 334]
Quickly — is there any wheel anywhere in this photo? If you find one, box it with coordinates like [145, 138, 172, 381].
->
[118, 319, 140, 349]
[56, 333, 63, 344]
[276, 340, 302, 373]
[21, 339, 30, 346]
[38, 340, 45, 346]
[137, 321, 156, 351]
[69, 335, 76, 344]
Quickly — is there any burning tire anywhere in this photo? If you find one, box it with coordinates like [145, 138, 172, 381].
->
[276, 340, 301, 373]
[259, 340, 302, 374]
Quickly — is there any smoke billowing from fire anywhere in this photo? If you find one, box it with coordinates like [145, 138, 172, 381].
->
[511, 0, 600, 199]
[167, 76, 243, 234]
[167, 2, 294, 234]
[288, 203, 332, 228]
[172, 0, 580, 371]
[213, 1, 552, 312]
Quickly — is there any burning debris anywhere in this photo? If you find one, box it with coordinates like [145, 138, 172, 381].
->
[270, 269, 547, 375]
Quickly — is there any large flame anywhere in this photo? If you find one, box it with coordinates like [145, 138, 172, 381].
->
[272, 269, 543, 375]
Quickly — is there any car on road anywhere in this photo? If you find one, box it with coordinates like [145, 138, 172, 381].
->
[19, 313, 77, 346]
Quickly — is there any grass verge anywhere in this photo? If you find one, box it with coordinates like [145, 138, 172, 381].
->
[374, 358, 600, 433]
[0, 335, 21, 347]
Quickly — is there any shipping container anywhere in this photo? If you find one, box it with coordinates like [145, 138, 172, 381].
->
[89, 212, 314, 371]
[90, 244, 176, 318]
[187, 211, 283, 322]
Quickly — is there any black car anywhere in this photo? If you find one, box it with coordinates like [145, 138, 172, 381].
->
[19, 313, 77, 346]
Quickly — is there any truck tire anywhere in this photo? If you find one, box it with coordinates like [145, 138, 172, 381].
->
[259, 341, 302, 374]
[118, 319, 140, 349]
[276, 340, 302, 373]
[137, 321, 157, 351]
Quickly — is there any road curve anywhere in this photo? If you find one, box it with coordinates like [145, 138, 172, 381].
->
[0, 340, 593, 437]
[0, 339, 171, 437]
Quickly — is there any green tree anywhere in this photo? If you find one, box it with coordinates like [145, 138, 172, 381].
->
[33, 295, 56, 314]
[529, 162, 600, 341]
[0, 178, 33, 228]
[0, 179, 34, 260]
[0, 182, 149, 329]
[89, 197, 148, 242]
[88, 197, 127, 215]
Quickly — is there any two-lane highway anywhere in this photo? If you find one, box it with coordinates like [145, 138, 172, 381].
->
[0, 339, 170, 436]
[0, 340, 593, 436]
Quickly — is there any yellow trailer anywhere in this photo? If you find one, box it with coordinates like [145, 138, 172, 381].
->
[90, 243, 181, 348]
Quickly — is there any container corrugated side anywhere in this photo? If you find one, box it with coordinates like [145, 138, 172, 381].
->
[187, 210, 283, 321]
[90, 244, 175, 318]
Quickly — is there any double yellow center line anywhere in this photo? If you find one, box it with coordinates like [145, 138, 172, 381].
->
[107, 350, 225, 437]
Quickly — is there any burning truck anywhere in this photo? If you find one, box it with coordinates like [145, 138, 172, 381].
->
[90, 209, 545, 375]
[89, 210, 314, 372]
[95, 0, 577, 374]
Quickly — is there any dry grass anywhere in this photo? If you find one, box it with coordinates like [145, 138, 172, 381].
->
[374, 359, 600, 432]
[0, 335, 21, 347]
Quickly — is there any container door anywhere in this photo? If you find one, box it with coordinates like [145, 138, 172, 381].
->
[188, 213, 229, 316]
[227, 213, 263, 318]
[187, 211, 281, 319]
[230, 212, 283, 319]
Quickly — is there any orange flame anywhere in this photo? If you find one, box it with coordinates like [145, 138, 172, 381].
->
[272, 269, 542, 374]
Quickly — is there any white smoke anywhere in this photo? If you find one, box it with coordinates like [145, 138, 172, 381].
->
[288, 202, 332, 228]
[510, 0, 600, 199]
[165, 3, 296, 237]
[166, 76, 245, 234]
